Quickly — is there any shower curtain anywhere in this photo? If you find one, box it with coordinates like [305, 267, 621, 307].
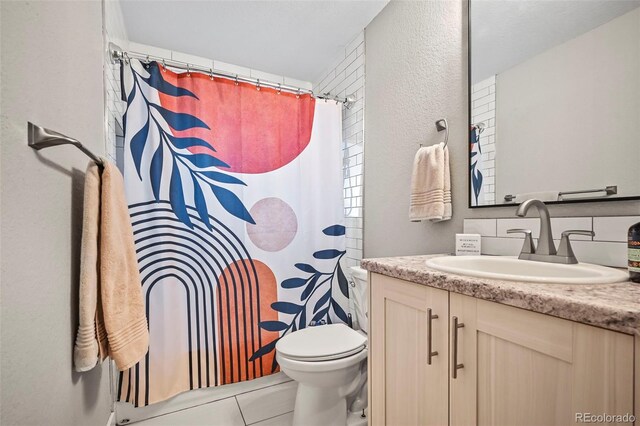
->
[470, 126, 484, 206]
[118, 59, 348, 406]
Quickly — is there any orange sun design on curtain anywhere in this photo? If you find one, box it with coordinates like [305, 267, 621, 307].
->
[157, 71, 316, 174]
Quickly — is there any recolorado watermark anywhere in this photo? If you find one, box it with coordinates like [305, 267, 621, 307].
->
[576, 413, 635, 423]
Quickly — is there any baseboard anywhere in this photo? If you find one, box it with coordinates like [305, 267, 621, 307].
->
[106, 411, 116, 426]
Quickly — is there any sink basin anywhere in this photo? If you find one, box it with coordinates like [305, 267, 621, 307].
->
[425, 256, 629, 284]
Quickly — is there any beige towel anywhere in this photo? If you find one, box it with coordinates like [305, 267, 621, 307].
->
[409, 143, 452, 222]
[74, 160, 148, 372]
[441, 146, 452, 221]
[73, 162, 101, 372]
[100, 161, 149, 371]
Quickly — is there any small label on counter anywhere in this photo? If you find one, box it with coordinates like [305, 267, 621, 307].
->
[456, 234, 481, 256]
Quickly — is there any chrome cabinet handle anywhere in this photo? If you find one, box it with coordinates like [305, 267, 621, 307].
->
[451, 316, 465, 379]
[427, 308, 439, 365]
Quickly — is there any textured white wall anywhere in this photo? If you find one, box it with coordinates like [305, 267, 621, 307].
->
[0, 1, 112, 425]
[364, 0, 468, 258]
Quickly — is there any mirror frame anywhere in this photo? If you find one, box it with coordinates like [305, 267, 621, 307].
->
[467, 0, 640, 209]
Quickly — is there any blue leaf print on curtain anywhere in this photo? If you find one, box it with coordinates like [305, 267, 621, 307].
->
[249, 225, 350, 367]
[126, 61, 254, 226]
[143, 62, 199, 99]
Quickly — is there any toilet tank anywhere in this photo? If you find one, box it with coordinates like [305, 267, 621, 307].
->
[348, 266, 368, 334]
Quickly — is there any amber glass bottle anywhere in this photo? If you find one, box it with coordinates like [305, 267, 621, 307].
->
[629, 222, 640, 283]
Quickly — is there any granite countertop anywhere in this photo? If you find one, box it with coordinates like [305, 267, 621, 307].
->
[361, 255, 640, 336]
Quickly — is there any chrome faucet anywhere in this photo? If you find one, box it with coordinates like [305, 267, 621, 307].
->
[508, 199, 594, 264]
[516, 199, 556, 255]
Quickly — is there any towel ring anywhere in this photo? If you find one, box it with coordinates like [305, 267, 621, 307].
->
[435, 118, 448, 147]
[419, 118, 449, 148]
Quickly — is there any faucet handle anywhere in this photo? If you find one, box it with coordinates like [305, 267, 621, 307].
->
[560, 230, 595, 239]
[557, 230, 595, 264]
[507, 229, 535, 255]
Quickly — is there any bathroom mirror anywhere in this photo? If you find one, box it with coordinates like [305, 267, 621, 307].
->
[469, 0, 640, 207]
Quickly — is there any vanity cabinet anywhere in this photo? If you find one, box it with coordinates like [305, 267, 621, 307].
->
[369, 273, 636, 426]
[449, 293, 634, 425]
[370, 273, 449, 426]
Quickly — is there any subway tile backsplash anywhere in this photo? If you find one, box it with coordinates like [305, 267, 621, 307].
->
[593, 216, 640, 242]
[496, 218, 540, 238]
[571, 240, 627, 268]
[549, 217, 593, 240]
[463, 219, 497, 237]
[464, 216, 636, 268]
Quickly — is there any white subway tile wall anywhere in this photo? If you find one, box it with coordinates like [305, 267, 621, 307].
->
[464, 216, 639, 268]
[103, 0, 129, 165]
[471, 75, 496, 205]
[313, 32, 365, 268]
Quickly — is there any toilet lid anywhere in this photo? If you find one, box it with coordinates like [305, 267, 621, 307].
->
[276, 324, 367, 362]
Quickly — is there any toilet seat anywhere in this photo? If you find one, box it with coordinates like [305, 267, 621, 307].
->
[276, 323, 367, 362]
[279, 344, 366, 362]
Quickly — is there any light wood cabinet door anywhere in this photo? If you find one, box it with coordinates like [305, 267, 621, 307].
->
[369, 273, 449, 426]
[450, 293, 634, 426]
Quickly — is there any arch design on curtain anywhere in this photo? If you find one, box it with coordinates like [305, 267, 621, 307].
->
[118, 59, 347, 406]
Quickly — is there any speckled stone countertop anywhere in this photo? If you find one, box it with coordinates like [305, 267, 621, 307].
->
[361, 255, 640, 336]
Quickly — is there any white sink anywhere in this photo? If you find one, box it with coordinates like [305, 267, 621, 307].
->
[425, 255, 629, 284]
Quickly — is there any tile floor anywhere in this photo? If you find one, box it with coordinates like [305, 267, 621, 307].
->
[124, 375, 297, 426]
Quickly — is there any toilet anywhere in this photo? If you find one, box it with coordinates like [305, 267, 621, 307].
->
[276, 266, 369, 426]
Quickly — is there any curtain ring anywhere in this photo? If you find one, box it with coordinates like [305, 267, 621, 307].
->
[209, 68, 214, 80]
[123, 52, 130, 65]
[296, 89, 301, 99]
[162, 59, 166, 72]
[187, 64, 191, 77]
[256, 79, 261, 91]
[276, 83, 281, 95]
[144, 55, 150, 68]
[235, 75, 239, 86]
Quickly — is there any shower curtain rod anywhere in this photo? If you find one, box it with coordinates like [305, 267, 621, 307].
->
[110, 47, 356, 109]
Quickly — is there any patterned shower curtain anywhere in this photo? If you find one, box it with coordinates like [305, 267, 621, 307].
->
[470, 126, 484, 206]
[117, 59, 348, 406]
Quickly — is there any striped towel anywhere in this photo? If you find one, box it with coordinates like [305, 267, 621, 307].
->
[409, 142, 451, 222]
